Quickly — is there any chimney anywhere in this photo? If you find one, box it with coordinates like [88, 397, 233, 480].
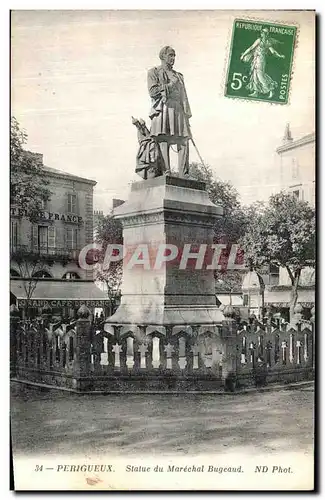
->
[282, 123, 293, 144]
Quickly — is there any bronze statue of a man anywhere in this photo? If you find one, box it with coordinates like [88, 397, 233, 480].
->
[147, 46, 192, 176]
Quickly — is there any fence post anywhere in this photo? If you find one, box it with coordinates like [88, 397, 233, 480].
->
[310, 306, 315, 370]
[73, 305, 92, 391]
[221, 306, 238, 391]
[292, 303, 303, 327]
[41, 304, 52, 325]
[10, 304, 20, 378]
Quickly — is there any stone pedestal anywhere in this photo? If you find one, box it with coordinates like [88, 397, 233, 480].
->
[105, 175, 225, 328]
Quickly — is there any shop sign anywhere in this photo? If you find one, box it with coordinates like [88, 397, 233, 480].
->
[17, 299, 107, 308]
[11, 207, 83, 224]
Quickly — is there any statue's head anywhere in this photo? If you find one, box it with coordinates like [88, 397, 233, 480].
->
[261, 28, 269, 40]
[159, 46, 176, 68]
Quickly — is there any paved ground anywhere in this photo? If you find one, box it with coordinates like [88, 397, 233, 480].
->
[10, 382, 314, 458]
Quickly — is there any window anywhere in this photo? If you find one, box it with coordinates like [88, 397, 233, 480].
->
[291, 158, 299, 180]
[32, 270, 52, 278]
[10, 220, 18, 251]
[31, 226, 55, 254]
[62, 272, 80, 280]
[292, 190, 300, 200]
[38, 226, 48, 254]
[40, 199, 49, 210]
[243, 294, 249, 306]
[67, 193, 77, 213]
[66, 228, 78, 250]
[269, 264, 279, 275]
[269, 263, 280, 286]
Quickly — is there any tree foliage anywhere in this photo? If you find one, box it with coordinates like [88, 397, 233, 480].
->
[11, 117, 51, 222]
[96, 213, 123, 249]
[12, 249, 54, 318]
[190, 162, 248, 293]
[240, 192, 315, 271]
[240, 192, 315, 318]
[95, 213, 123, 308]
[190, 162, 248, 244]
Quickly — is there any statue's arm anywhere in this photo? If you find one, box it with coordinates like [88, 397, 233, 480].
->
[241, 38, 259, 58]
[147, 67, 176, 99]
[147, 68, 163, 98]
[177, 73, 192, 119]
[269, 45, 285, 58]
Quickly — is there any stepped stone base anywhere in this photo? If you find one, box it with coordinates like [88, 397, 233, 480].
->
[105, 175, 225, 329]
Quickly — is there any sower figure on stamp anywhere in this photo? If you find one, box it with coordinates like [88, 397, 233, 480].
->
[240, 28, 285, 99]
[147, 46, 192, 177]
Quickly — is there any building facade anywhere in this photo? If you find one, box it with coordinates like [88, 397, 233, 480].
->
[259, 126, 315, 318]
[10, 156, 109, 317]
[277, 124, 315, 206]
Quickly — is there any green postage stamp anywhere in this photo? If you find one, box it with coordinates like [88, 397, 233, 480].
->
[225, 19, 297, 104]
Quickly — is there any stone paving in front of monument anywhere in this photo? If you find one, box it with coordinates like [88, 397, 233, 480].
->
[10, 382, 314, 458]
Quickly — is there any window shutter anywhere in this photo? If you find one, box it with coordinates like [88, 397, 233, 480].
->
[31, 224, 39, 250]
[67, 192, 78, 213]
[10, 221, 18, 251]
[65, 192, 69, 213]
[48, 226, 56, 248]
[38, 226, 48, 252]
[75, 193, 79, 215]
[56, 226, 63, 250]
[74, 228, 78, 250]
[66, 228, 71, 249]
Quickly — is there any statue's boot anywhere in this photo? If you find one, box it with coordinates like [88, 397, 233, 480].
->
[157, 141, 171, 173]
[177, 139, 189, 176]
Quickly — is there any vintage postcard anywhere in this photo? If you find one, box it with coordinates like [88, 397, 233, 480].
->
[10, 10, 315, 491]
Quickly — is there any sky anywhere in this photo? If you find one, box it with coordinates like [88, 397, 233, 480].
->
[11, 9, 315, 212]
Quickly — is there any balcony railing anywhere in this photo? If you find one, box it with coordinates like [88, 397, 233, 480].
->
[10, 244, 80, 261]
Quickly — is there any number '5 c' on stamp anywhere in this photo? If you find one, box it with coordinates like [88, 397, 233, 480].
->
[225, 19, 297, 104]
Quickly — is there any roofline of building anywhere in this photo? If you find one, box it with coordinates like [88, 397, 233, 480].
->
[43, 166, 97, 186]
[10, 277, 97, 283]
[276, 132, 316, 154]
[267, 284, 315, 291]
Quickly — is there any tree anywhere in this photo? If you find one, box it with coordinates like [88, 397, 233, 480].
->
[11, 117, 51, 222]
[95, 213, 123, 315]
[190, 162, 248, 295]
[11, 249, 54, 318]
[215, 269, 245, 306]
[190, 162, 248, 243]
[240, 192, 315, 320]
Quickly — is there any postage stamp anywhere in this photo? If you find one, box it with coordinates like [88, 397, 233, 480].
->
[225, 19, 298, 104]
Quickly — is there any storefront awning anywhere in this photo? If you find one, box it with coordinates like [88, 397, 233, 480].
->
[264, 287, 315, 307]
[10, 279, 110, 308]
[216, 293, 243, 306]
